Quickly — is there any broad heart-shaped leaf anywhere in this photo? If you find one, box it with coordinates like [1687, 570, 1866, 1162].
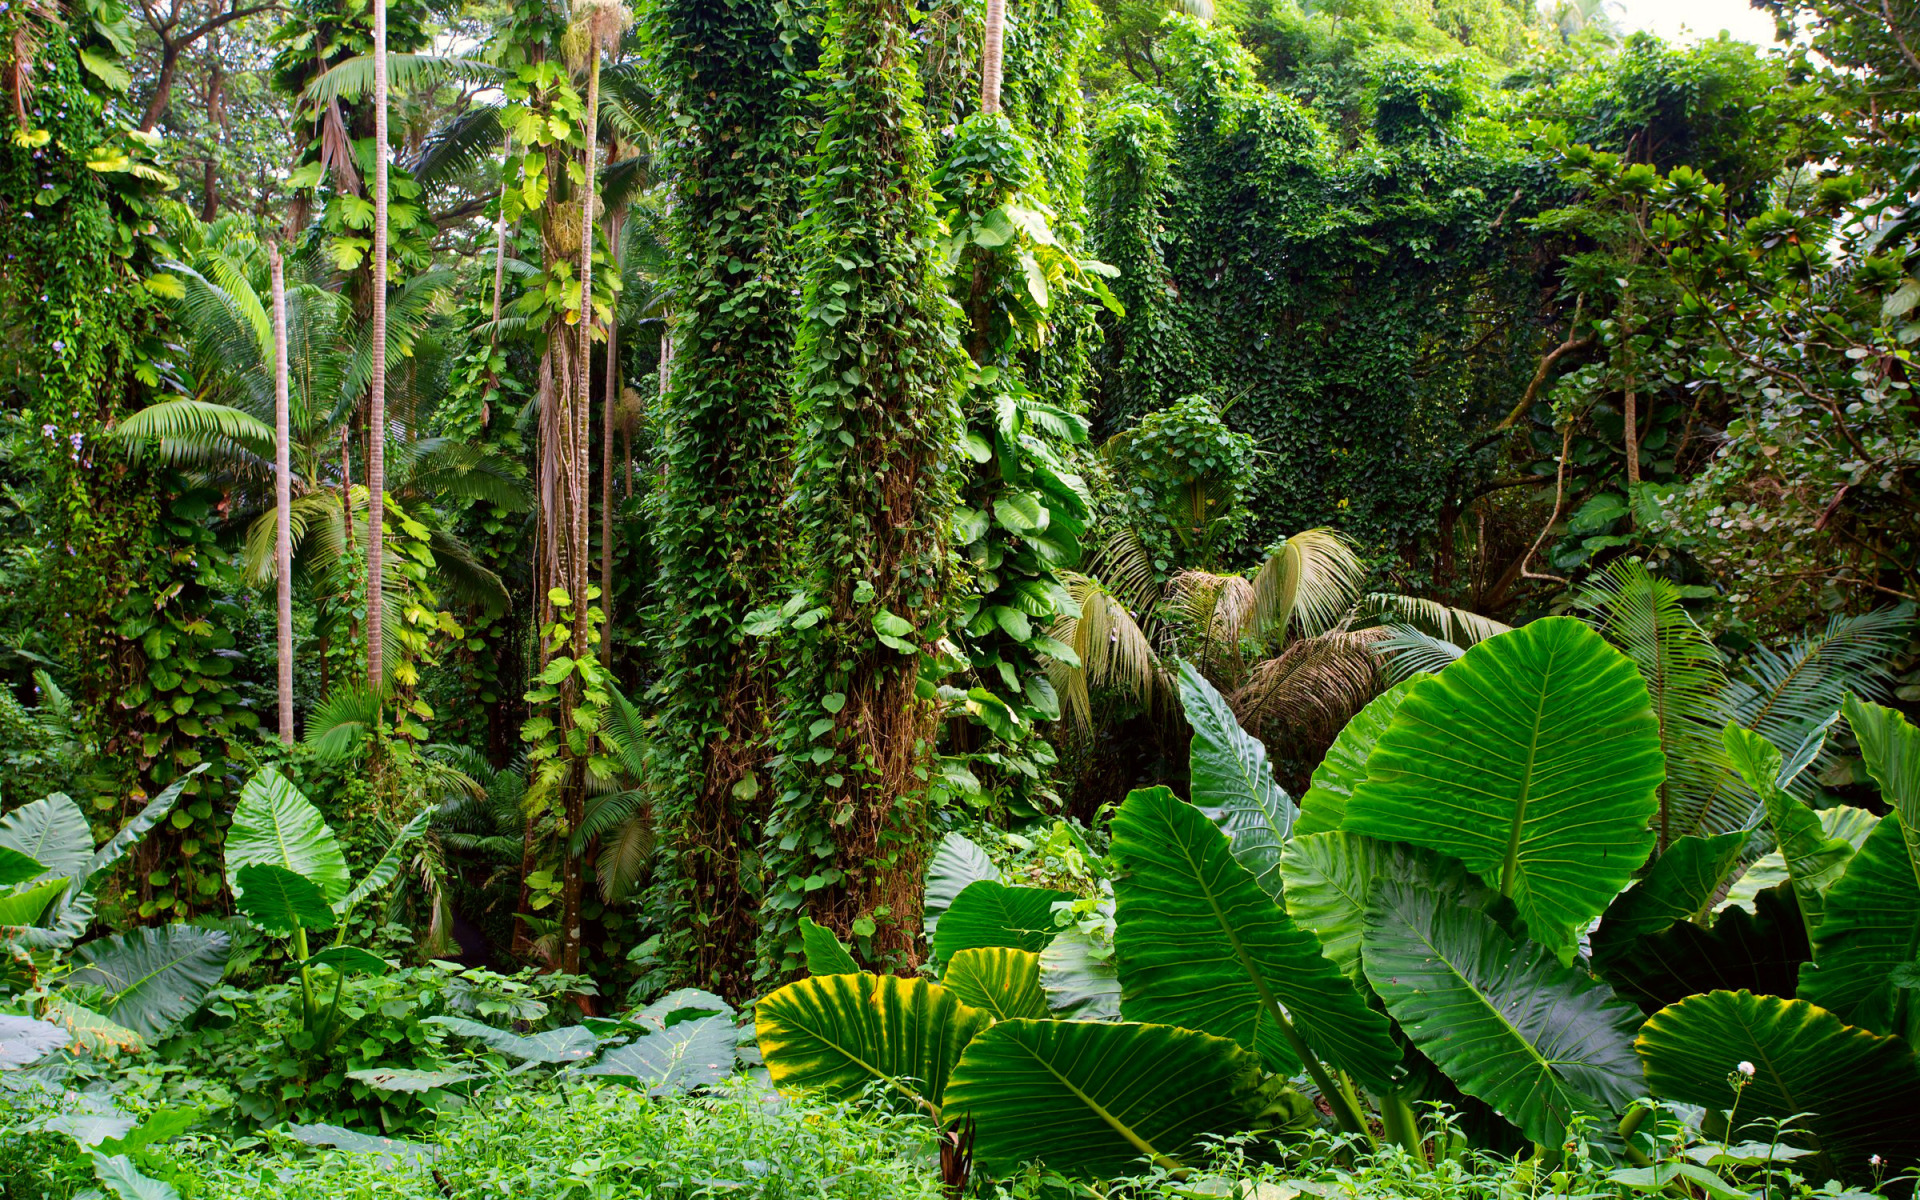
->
[1279, 837, 1503, 985]
[66, 924, 230, 1040]
[1111, 787, 1400, 1089]
[0, 793, 92, 882]
[232, 863, 335, 935]
[943, 1019, 1281, 1177]
[305, 945, 391, 976]
[944, 948, 1049, 1020]
[800, 916, 860, 976]
[932, 879, 1071, 966]
[1346, 618, 1665, 952]
[923, 832, 1003, 938]
[346, 1066, 475, 1093]
[1638, 990, 1920, 1180]
[0, 846, 45, 888]
[1590, 831, 1748, 973]
[1293, 676, 1426, 838]
[0, 877, 67, 925]
[587, 1013, 737, 1095]
[1362, 879, 1646, 1146]
[1797, 814, 1920, 1043]
[1601, 883, 1809, 1014]
[1724, 724, 1851, 934]
[426, 1015, 597, 1063]
[756, 973, 991, 1113]
[225, 767, 349, 903]
[92, 1153, 181, 1200]
[0, 1012, 72, 1067]
[1178, 661, 1296, 897]
[1038, 928, 1120, 1020]
[1844, 695, 1920, 828]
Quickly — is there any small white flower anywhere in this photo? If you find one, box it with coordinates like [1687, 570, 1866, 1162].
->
[1871, 1155, 1884, 1168]
[1736, 1061, 1755, 1078]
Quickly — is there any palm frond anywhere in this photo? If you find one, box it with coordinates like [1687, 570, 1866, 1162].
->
[1230, 628, 1386, 755]
[600, 682, 652, 782]
[1086, 526, 1162, 618]
[1726, 605, 1916, 762]
[1371, 625, 1467, 682]
[1164, 570, 1253, 685]
[1048, 571, 1162, 730]
[593, 813, 656, 904]
[304, 682, 381, 762]
[241, 491, 345, 588]
[1575, 559, 1736, 843]
[412, 103, 503, 190]
[1246, 528, 1366, 642]
[425, 529, 510, 617]
[1356, 593, 1510, 646]
[401, 439, 533, 512]
[114, 399, 276, 464]
[304, 53, 504, 108]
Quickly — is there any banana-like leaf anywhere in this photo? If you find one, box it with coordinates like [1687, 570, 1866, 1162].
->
[426, 1015, 597, 1063]
[1363, 879, 1645, 1145]
[0, 847, 46, 888]
[1638, 990, 1920, 1179]
[800, 916, 860, 976]
[0, 1012, 71, 1066]
[1112, 787, 1400, 1089]
[1279, 834, 1487, 982]
[756, 973, 990, 1113]
[1590, 831, 1748, 972]
[1724, 724, 1851, 934]
[1345, 618, 1664, 951]
[923, 832, 1002, 938]
[66, 925, 230, 1041]
[942, 1018, 1282, 1177]
[225, 768, 350, 903]
[944, 948, 1049, 1020]
[932, 879, 1071, 965]
[1293, 676, 1425, 838]
[1797, 814, 1920, 1043]
[1601, 883, 1808, 1014]
[0, 793, 91, 882]
[1178, 662, 1296, 897]
[333, 808, 431, 917]
[1038, 928, 1120, 1019]
[80, 767, 205, 886]
[232, 864, 335, 935]
[587, 1014, 737, 1095]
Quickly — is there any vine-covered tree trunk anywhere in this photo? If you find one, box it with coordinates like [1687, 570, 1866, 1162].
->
[759, 0, 963, 976]
[652, 0, 809, 997]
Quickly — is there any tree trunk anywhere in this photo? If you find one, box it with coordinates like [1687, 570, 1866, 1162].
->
[600, 291, 617, 667]
[490, 135, 513, 334]
[367, 0, 389, 694]
[270, 242, 294, 745]
[981, 0, 1006, 115]
[138, 42, 181, 133]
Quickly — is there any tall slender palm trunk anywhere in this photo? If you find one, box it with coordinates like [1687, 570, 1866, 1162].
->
[270, 242, 294, 745]
[981, 0, 1006, 115]
[366, 0, 390, 694]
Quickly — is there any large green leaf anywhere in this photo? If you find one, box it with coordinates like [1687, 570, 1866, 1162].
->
[1797, 814, 1920, 1042]
[332, 807, 430, 917]
[1638, 990, 1920, 1179]
[800, 916, 860, 976]
[66, 925, 229, 1041]
[1844, 695, 1920, 827]
[425, 1015, 597, 1063]
[79, 767, 205, 888]
[1601, 883, 1809, 1014]
[1111, 787, 1400, 1089]
[0, 847, 46, 888]
[943, 948, 1049, 1020]
[232, 863, 336, 935]
[586, 1013, 736, 1095]
[1590, 831, 1748, 972]
[1293, 676, 1425, 838]
[0, 793, 92, 882]
[0, 877, 67, 926]
[1362, 879, 1645, 1145]
[1724, 724, 1851, 934]
[1278, 833, 1461, 983]
[0, 1013, 71, 1067]
[943, 1018, 1283, 1177]
[755, 973, 990, 1113]
[931, 879, 1071, 965]
[923, 832, 1003, 938]
[1345, 618, 1664, 950]
[224, 768, 349, 903]
[1178, 661, 1295, 897]
[1038, 928, 1120, 1020]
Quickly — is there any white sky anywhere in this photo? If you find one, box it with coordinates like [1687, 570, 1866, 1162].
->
[1611, 0, 1779, 45]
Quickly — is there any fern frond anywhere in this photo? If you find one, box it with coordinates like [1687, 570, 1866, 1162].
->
[304, 53, 503, 108]
[304, 682, 380, 762]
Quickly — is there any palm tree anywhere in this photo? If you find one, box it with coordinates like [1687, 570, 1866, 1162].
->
[981, 0, 1005, 115]
[270, 240, 294, 745]
[367, 0, 391, 696]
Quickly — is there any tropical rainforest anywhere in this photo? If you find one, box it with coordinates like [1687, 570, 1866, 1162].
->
[2, 0, 1920, 1194]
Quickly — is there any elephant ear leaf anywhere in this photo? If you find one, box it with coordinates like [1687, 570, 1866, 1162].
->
[943, 1018, 1285, 1178]
[1280, 836, 1495, 983]
[1600, 882, 1809, 1014]
[923, 832, 1002, 939]
[1724, 724, 1851, 934]
[0, 793, 92, 883]
[1590, 830, 1748, 972]
[232, 864, 336, 935]
[66, 925, 231, 1041]
[0, 847, 45, 889]
[1177, 661, 1295, 896]
[1844, 695, 1920, 828]
[932, 879, 1071, 966]
[1038, 928, 1120, 1020]
[1363, 878, 1645, 1146]
[799, 917, 860, 976]
[1293, 675, 1426, 838]
[755, 973, 989, 1114]
[1345, 618, 1664, 951]
[943, 948, 1049, 1020]
[1796, 813, 1920, 1043]
[1638, 990, 1920, 1181]
[225, 768, 350, 903]
[1111, 787, 1400, 1090]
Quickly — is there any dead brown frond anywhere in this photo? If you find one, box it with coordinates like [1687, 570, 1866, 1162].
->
[1049, 571, 1163, 730]
[1247, 527, 1367, 642]
[1229, 627, 1388, 757]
